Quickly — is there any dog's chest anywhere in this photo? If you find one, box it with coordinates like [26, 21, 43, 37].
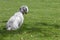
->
[14, 12, 24, 23]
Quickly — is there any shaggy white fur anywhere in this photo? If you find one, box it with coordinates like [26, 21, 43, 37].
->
[6, 5, 28, 30]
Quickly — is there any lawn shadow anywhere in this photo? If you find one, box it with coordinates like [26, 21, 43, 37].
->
[0, 20, 7, 23]
[0, 23, 43, 37]
[35, 22, 60, 29]
[0, 21, 59, 37]
[0, 27, 24, 38]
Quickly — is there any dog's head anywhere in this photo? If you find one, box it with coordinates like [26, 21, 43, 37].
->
[20, 5, 29, 14]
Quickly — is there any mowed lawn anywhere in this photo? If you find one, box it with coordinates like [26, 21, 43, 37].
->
[0, 0, 60, 40]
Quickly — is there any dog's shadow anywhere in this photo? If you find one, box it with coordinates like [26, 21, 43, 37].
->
[0, 21, 60, 37]
[0, 20, 7, 23]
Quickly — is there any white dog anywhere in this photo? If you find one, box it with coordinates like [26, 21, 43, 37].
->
[6, 5, 28, 30]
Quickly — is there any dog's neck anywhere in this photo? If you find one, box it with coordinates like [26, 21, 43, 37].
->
[20, 11, 24, 15]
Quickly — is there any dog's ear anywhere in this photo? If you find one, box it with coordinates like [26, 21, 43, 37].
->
[23, 7, 27, 14]
[19, 8, 24, 14]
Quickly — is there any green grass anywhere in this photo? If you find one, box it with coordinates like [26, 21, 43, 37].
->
[0, 0, 60, 40]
